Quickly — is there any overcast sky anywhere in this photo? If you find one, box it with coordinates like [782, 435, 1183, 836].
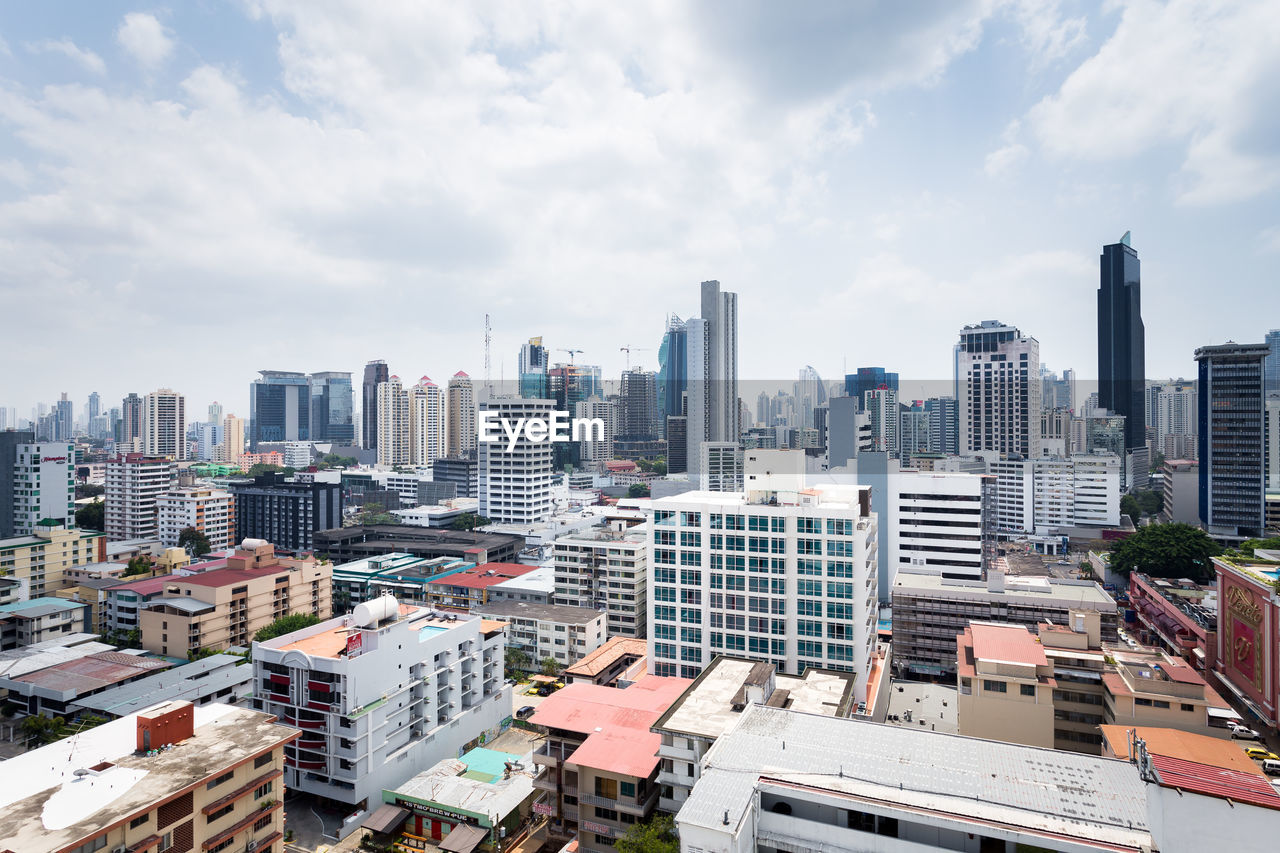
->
[1, 1, 1277, 419]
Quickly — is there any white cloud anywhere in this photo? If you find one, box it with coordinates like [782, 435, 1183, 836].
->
[27, 39, 106, 75]
[1005, 0, 1087, 68]
[116, 12, 174, 69]
[1027, 0, 1280, 204]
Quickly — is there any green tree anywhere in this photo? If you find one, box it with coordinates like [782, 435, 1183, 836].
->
[505, 647, 530, 679]
[188, 647, 220, 661]
[1120, 494, 1141, 522]
[626, 483, 650, 498]
[75, 501, 104, 531]
[1108, 523, 1222, 582]
[178, 526, 213, 557]
[1149, 451, 1166, 473]
[21, 714, 70, 747]
[122, 556, 152, 577]
[254, 613, 322, 642]
[615, 815, 679, 853]
[450, 512, 492, 531]
[76, 483, 105, 499]
[650, 459, 667, 476]
[540, 656, 561, 676]
[1237, 536, 1280, 555]
[353, 502, 398, 525]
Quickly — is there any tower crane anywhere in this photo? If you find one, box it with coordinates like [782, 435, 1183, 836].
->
[559, 348, 583, 365]
[619, 345, 652, 370]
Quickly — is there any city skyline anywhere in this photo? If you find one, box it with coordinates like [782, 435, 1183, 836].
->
[0, 3, 1277, 410]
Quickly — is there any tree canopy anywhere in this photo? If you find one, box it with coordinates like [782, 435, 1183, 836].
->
[540, 656, 561, 676]
[178, 526, 212, 557]
[627, 483, 651, 498]
[122, 556, 152, 577]
[254, 613, 322, 642]
[450, 512, 491, 531]
[1108, 523, 1222, 582]
[75, 501, 104, 531]
[352, 502, 398, 525]
[616, 815, 679, 853]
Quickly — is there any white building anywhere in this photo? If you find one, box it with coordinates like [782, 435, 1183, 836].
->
[700, 441, 744, 492]
[282, 441, 312, 469]
[478, 397, 555, 524]
[553, 524, 648, 638]
[1267, 396, 1280, 492]
[142, 388, 186, 460]
[957, 320, 1041, 459]
[105, 455, 178, 542]
[987, 454, 1120, 535]
[1150, 380, 1197, 448]
[252, 597, 509, 812]
[10, 442, 75, 535]
[575, 396, 615, 467]
[376, 375, 410, 467]
[686, 280, 739, 479]
[889, 469, 988, 581]
[409, 377, 446, 466]
[647, 464, 877, 697]
[472, 600, 605, 669]
[865, 386, 899, 456]
[446, 371, 476, 458]
[197, 421, 223, 461]
[157, 487, 236, 551]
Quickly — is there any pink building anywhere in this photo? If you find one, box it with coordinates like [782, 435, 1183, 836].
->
[1128, 572, 1217, 671]
[1213, 555, 1280, 728]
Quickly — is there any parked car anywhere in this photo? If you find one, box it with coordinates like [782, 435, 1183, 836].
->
[1244, 747, 1279, 762]
[1230, 724, 1262, 740]
[516, 705, 536, 719]
[1263, 759, 1280, 777]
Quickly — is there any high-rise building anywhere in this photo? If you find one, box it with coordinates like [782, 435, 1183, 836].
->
[309, 371, 355, 444]
[700, 441, 743, 491]
[547, 363, 602, 411]
[553, 525, 648, 638]
[575, 397, 615, 467]
[658, 315, 688, 422]
[232, 472, 343, 552]
[686, 280, 739, 478]
[376, 376, 410, 467]
[844, 367, 899, 410]
[52, 393, 73, 441]
[250, 370, 310, 449]
[120, 392, 143, 446]
[518, 336, 549, 399]
[618, 368, 660, 439]
[665, 415, 688, 474]
[794, 365, 827, 430]
[446, 371, 476, 457]
[899, 400, 930, 459]
[1267, 397, 1280, 493]
[1264, 329, 1280, 398]
[87, 391, 100, 424]
[362, 359, 389, 450]
[1196, 342, 1268, 538]
[408, 376, 445, 465]
[6, 440, 75, 535]
[864, 386, 899, 456]
[219, 413, 245, 462]
[1149, 380, 1197, 449]
[143, 388, 187, 460]
[0, 430, 34, 539]
[207, 400, 222, 424]
[478, 398, 554, 523]
[1041, 366, 1075, 412]
[157, 487, 236, 551]
[925, 396, 959, 455]
[1098, 233, 1146, 450]
[957, 320, 1041, 459]
[105, 454, 178, 541]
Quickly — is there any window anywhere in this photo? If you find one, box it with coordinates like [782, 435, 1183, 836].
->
[595, 777, 618, 799]
[254, 780, 273, 799]
[207, 770, 235, 790]
[983, 679, 1007, 693]
[254, 815, 273, 832]
[209, 838, 234, 853]
[620, 780, 636, 799]
[255, 752, 274, 769]
[1181, 703, 1195, 712]
[207, 803, 234, 823]
[1020, 684, 1036, 697]
[158, 834, 174, 853]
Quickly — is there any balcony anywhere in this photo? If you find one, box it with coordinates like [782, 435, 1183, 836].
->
[532, 773, 559, 793]
[533, 743, 574, 767]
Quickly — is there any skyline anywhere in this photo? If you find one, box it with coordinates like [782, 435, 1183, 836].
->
[1, 2, 1278, 412]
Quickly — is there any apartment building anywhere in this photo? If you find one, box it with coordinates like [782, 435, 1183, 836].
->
[0, 596, 89, 649]
[986, 454, 1120, 535]
[888, 469, 992, 582]
[957, 320, 1042, 459]
[105, 454, 178, 541]
[138, 540, 331, 657]
[562, 637, 648, 687]
[0, 700, 298, 853]
[478, 397, 556, 524]
[424, 561, 538, 609]
[253, 597, 509, 810]
[157, 486, 237, 551]
[0, 522, 106, 603]
[473, 600, 606, 669]
[330, 552, 465, 612]
[231, 471, 342, 553]
[553, 524, 648, 638]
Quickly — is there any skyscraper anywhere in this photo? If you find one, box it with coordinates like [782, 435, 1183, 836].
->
[87, 391, 100, 423]
[864, 386, 899, 456]
[548, 363, 602, 411]
[446, 371, 476, 457]
[518, 337, 549, 399]
[376, 376, 410, 467]
[478, 397, 554, 523]
[362, 359, 389, 450]
[957, 320, 1041, 459]
[844, 367, 899, 410]
[221, 413, 245, 463]
[207, 401, 223, 425]
[1098, 233, 1146, 450]
[686, 280, 738, 478]
[309, 371, 355, 444]
[121, 393, 143, 446]
[657, 315, 687, 422]
[143, 388, 187, 460]
[1195, 342, 1268, 538]
[1265, 329, 1280, 398]
[794, 366, 827, 430]
[249, 370, 310, 449]
[618, 369, 660, 440]
[925, 396, 959, 455]
[408, 376, 445, 465]
[55, 393, 73, 441]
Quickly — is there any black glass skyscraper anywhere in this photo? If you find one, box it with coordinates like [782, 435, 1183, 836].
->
[1097, 233, 1145, 449]
[362, 360, 389, 450]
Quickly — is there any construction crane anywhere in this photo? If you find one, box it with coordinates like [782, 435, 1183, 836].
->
[619, 345, 651, 370]
[559, 348, 583, 365]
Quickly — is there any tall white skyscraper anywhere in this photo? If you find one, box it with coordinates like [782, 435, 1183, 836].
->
[376, 376, 410, 467]
[408, 377, 445, 466]
[208, 401, 223, 425]
[686, 280, 738, 478]
[957, 321, 1041, 459]
[478, 397, 554, 523]
[143, 388, 187, 460]
[446, 371, 476, 457]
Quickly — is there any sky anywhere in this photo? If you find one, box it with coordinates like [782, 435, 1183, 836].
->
[1, 1, 1277, 419]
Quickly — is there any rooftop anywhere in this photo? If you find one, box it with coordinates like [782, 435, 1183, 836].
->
[1098, 725, 1262, 775]
[69, 654, 252, 717]
[0, 703, 297, 853]
[562, 637, 648, 678]
[0, 596, 87, 619]
[893, 569, 1117, 607]
[266, 603, 477, 660]
[474, 599, 602, 625]
[969, 623, 1048, 667]
[9, 651, 171, 696]
[1147, 752, 1280, 811]
[427, 562, 537, 590]
[391, 747, 535, 820]
[0, 635, 115, 680]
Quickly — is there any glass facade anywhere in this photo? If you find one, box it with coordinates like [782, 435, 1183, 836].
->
[310, 372, 355, 443]
[1097, 237, 1146, 449]
[249, 371, 310, 449]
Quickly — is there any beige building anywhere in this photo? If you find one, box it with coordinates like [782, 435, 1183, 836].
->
[446, 371, 476, 457]
[0, 699, 298, 853]
[105, 454, 178, 542]
[957, 622, 1056, 747]
[157, 487, 237, 551]
[219, 413, 246, 463]
[0, 522, 106, 603]
[139, 539, 331, 657]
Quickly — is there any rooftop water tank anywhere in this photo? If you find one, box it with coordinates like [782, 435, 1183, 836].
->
[353, 594, 398, 628]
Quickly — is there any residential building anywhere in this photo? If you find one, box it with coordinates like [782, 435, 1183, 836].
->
[478, 397, 555, 524]
[474, 600, 606, 669]
[409, 376, 446, 465]
[844, 367, 899, 408]
[330, 552, 465, 612]
[105, 454, 178, 542]
[562, 636, 648, 686]
[925, 395, 959, 455]
[142, 387, 187, 460]
[553, 525, 648, 638]
[0, 701, 297, 853]
[157, 487, 236, 551]
[519, 336, 550, 399]
[1161, 459, 1200, 524]
[105, 572, 179, 636]
[120, 391, 143, 446]
[138, 539, 331, 656]
[489, 563, 556, 604]
[310, 370, 355, 443]
[957, 320, 1042, 458]
[1150, 380, 1197, 450]
[864, 386, 899, 456]
[433, 453, 478, 498]
[362, 359, 390, 450]
[376, 375, 410, 466]
[1196, 342, 1269, 538]
[250, 370, 310, 449]
[231, 471, 343, 553]
[8, 439, 75, 534]
[529, 676, 692, 850]
[253, 597, 509, 810]
[0, 596, 90, 649]
[651, 656, 858, 813]
[890, 568, 1118, 677]
[446, 371, 477, 457]
[685, 280, 738, 479]
[424, 561, 538, 610]
[986, 454, 1120, 535]
[899, 400, 930, 458]
[314, 524, 520, 565]
[52, 576, 123, 634]
[576, 396, 616, 468]
[1098, 234, 1146, 450]
[1211, 551, 1280, 726]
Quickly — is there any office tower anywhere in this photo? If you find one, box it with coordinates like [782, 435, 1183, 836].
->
[665, 415, 688, 474]
[888, 468, 991, 581]
[478, 397, 554, 523]
[376, 376, 410, 467]
[1265, 329, 1280, 397]
[120, 392, 143, 446]
[686, 280, 739, 478]
[309, 371, 355, 444]
[87, 391, 100, 425]
[957, 320, 1042, 459]
[105, 454, 178, 541]
[699, 442, 743, 491]
[794, 366, 826, 430]
[1196, 342, 1268, 538]
[446, 371, 476, 457]
[1098, 233, 1146, 449]
[576, 397, 616, 467]
[1041, 367, 1075, 412]
[55, 393, 73, 441]
[548, 363, 602, 411]
[618, 368, 660, 439]
[232, 472, 343, 551]
[658, 315, 688, 422]
[408, 376, 445, 465]
[249, 370, 310, 449]
[1266, 397, 1280, 492]
[142, 388, 186, 460]
[197, 421, 223, 461]
[518, 336, 549, 399]
[864, 387, 899, 456]
[362, 359, 389, 450]
[1084, 412, 1126, 457]
[844, 367, 899, 410]
[432, 455, 478, 499]
[900, 401, 930, 458]
[925, 396, 959, 455]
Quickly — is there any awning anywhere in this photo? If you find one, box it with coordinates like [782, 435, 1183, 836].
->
[439, 822, 488, 853]
[362, 804, 409, 834]
[1207, 706, 1243, 721]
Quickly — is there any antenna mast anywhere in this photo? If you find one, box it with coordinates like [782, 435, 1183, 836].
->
[484, 314, 493, 397]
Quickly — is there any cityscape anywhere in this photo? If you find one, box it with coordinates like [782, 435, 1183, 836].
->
[1, 5, 1279, 853]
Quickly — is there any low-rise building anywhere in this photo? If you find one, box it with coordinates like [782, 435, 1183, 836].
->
[53, 577, 125, 635]
[1160, 459, 1199, 524]
[473, 600, 606, 670]
[0, 522, 106, 603]
[1211, 551, 1280, 727]
[0, 649, 172, 717]
[0, 700, 298, 853]
[1127, 572, 1217, 670]
[0, 596, 90, 649]
[314, 524, 521, 564]
[553, 525, 648, 638]
[489, 563, 556, 604]
[69, 652, 253, 718]
[252, 597, 510, 814]
[425, 561, 539, 610]
[330, 552, 467, 612]
[563, 637, 648, 687]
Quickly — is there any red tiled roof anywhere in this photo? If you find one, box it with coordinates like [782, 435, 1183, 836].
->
[1150, 753, 1280, 810]
[563, 637, 647, 677]
[969, 623, 1047, 667]
[110, 574, 179, 596]
[426, 563, 536, 590]
[14, 651, 170, 692]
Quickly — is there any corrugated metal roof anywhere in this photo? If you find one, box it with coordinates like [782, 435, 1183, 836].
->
[1150, 753, 1280, 810]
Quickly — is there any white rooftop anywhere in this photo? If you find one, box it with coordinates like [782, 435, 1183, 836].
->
[393, 751, 535, 819]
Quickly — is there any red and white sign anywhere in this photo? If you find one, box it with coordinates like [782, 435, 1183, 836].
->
[581, 820, 612, 836]
[345, 632, 363, 658]
[532, 802, 554, 816]
[41, 457, 68, 463]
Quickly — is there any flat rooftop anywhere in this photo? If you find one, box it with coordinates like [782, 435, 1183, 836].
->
[267, 603, 476, 659]
[653, 657, 855, 741]
[893, 570, 1117, 607]
[392, 747, 534, 818]
[0, 703, 297, 853]
[427, 562, 537, 589]
[475, 599, 601, 625]
[0, 596, 86, 619]
[70, 654, 252, 717]
[679, 704, 1152, 851]
[969, 623, 1048, 667]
